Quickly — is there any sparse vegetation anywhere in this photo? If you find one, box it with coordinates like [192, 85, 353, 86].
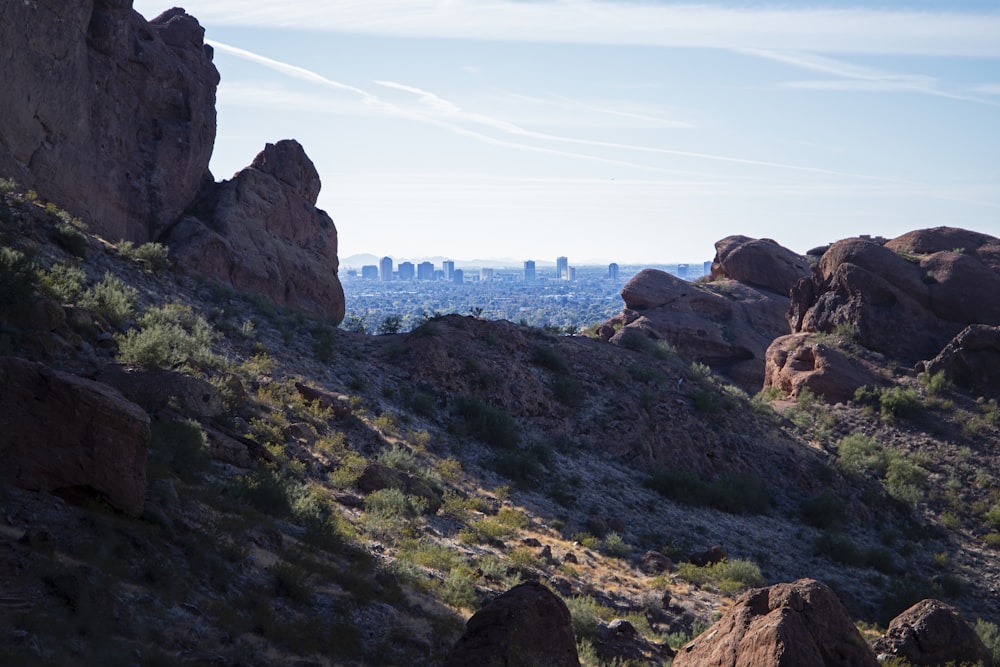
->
[645, 468, 771, 515]
[116, 302, 220, 371]
[80, 271, 137, 327]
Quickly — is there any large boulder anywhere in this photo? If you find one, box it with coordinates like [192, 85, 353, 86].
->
[712, 236, 811, 295]
[764, 333, 884, 403]
[604, 268, 792, 392]
[0, 3, 218, 243]
[673, 579, 877, 667]
[165, 140, 345, 322]
[791, 229, 1000, 363]
[924, 324, 1000, 397]
[870, 599, 993, 666]
[0, 357, 150, 516]
[445, 581, 580, 667]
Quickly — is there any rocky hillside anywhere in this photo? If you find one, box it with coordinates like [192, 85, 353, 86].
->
[1, 183, 1000, 665]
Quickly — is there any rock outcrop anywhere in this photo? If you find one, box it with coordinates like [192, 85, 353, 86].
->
[764, 333, 883, 403]
[601, 269, 792, 392]
[924, 324, 1000, 397]
[0, 3, 218, 243]
[673, 579, 877, 667]
[0, 3, 345, 323]
[790, 228, 1000, 364]
[871, 599, 993, 666]
[445, 581, 579, 667]
[165, 140, 345, 322]
[711, 235, 811, 294]
[0, 357, 150, 516]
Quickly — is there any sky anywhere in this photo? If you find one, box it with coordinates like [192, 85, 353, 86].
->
[133, 1, 1000, 266]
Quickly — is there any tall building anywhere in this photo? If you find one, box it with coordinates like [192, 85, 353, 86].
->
[704, 260, 713, 277]
[417, 261, 434, 280]
[556, 256, 568, 280]
[677, 263, 689, 280]
[480, 267, 495, 282]
[608, 262, 619, 282]
[379, 256, 393, 282]
[524, 260, 536, 282]
[361, 265, 379, 280]
[398, 261, 415, 281]
[442, 260, 455, 281]
[453, 268, 464, 284]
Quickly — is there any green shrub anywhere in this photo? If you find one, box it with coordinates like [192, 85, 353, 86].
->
[233, 468, 292, 517]
[0, 246, 38, 306]
[879, 386, 921, 420]
[376, 314, 403, 335]
[985, 504, 1000, 530]
[441, 565, 479, 609]
[884, 454, 927, 507]
[151, 418, 209, 483]
[813, 532, 898, 574]
[918, 370, 951, 396]
[975, 619, 1000, 664]
[602, 532, 631, 558]
[39, 262, 86, 304]
[835, 432, 887, 477]
[312, 325, 335, 361]
[564, 595, 603, 640]
[51, 222, 88, 258]
[363, 488, 426, 543]
[377, 444, 421, 474]
[80, 272, 137, 327]
[454, 396, 520, 449]
[531, 345, 568, 373]
[116, 303, 219, 371]
[676, 559, 764, 594]
[645, 468, 771, 515]
[801, 491, 848, 530]
[118, 241, 171, 273]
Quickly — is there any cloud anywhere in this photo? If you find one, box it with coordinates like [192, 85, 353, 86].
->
[971, 83, 1000, 94]
[134, 1, 1000, 57]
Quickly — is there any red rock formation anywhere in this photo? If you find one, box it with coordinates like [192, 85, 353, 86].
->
[712, 235, 811, 295]
[0, 357, 150, 516]
[166, 140, 345, 322]
[673, 579, 877, 667]
[0, 3, 218, 243]
[445, 581, 579, 667]
[764, 333, 883, 403]
[790, 229, 1000, 363]
[924, 324, 1000, 397]
[605, 268, 791, 392]
[871, 599, 993, 666]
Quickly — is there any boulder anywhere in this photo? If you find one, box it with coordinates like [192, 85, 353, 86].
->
[790, 229, 1000, 363]
[711, 236, 811, 295]
[0, 357, 149, 516]
[294, 381, 353, 418]
[356, 462, 443, 514]
[444, 581, 580, 667]
[924, 324, 1000, 397]
[166, 140, 345, 322]
[871, 599, 992, 666]
[687, 545, 727, 568]
[606, 268, 792, 392]
[763, 333, 883, 403]
[96, 363, 222, 417]
[0, 3, 218, 243]
[673, 579, 877, 667]
[595, 618, 676, 665]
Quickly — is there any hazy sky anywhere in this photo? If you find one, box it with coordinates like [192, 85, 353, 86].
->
[133, 1, 1000, 265]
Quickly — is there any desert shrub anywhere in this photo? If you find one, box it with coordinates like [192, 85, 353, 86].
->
[39, 262, 86, 303]
[312, 325, 336, 362]
[118, 241, 171, 273]
[552, 374, 585, 407]
[151, 418, 210, 483]
[329, 452, 367, 489]
[441, 565, 479, 609]
[602, 532, 631, 558]
[813, 532, 898, 574]
[975, 619, 1000, 664]
[645, 468, 771, 515]
[0, 178, 16, 194]
[50, 222, 88, 258]
[565, 595, 603, 640]
[269, 562, 312, 605]
[376, 314, 403, 335]
[80, 272, 137, 327]
[677, 559, 764, 594]
[879, 386, 921, 420]
[377, 444, 421, 474]
[801, 491, 848, 530]
[490, 443, 549, 485]
[0, 246, 38, 306]
[531, 345, 568, 373]
[454, 396, 520, 449]
[116, 302, 219, 371]
[233, 468, 292, 517]
[884, 454, 928, 507]
[363, 488, 426, 543]
[985, 504, 1000, 530]
[341, 313, 369, 334]
[571, 532, 601, 550]
[835, 432, 887, 477]
[459, 516, 518, 545]
[918, 370, 952, 396]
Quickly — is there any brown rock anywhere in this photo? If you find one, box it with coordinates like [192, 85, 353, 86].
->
[641, 550, 677, 574]
[711, 235, 811, 295]
[673, 579, 877, 667]
[294, 381, 353, 418]
[356, 462, 443, 514]
[444, 581, 580, 667]
[609, 269, 792, 392]
[96, 363, 222, 417]
[0, 357, 149, 516]
[924, 324, 1000, 397]
[687, 545, 727, 568]
[596, 618, 677, 665]
[763, 333, 883, 403]
[166, 140, 345, 322]
[871, 599, 992, 666]
[0, 3, 218, 243]
[790, 229, 1000, 363]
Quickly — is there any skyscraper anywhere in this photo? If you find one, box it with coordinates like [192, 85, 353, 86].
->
[398, 261, 415, 281]
[442, 260, 455, 281]
[556, 256, 568, 280]
[453, 269, 464, 284]
[380, 256, 393, 282]
[608, 262, 619, 282]
[361, 265, 379, 280]
[417, 261, 434, 280]
[524, 260, 536, 282]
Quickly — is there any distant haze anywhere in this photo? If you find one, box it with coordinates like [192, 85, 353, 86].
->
[135, 0, 1000, 263]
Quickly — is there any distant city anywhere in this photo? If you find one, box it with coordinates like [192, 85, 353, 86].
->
[341, 255, 713, 284]
[338, 255, 713, 334]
